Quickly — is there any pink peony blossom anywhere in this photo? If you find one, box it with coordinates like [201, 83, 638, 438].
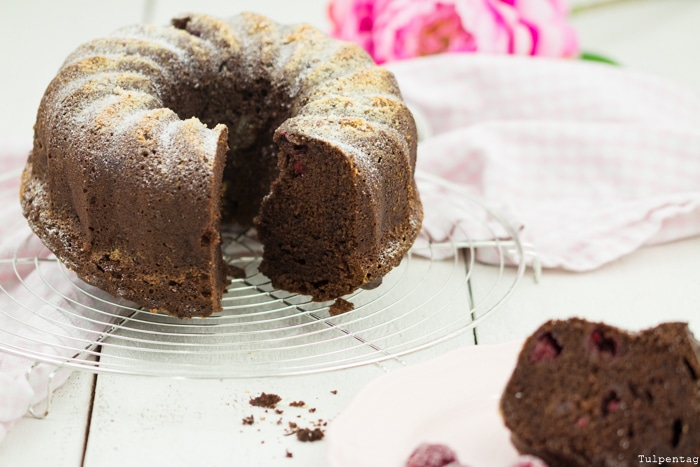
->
[328, 0, 579, 63]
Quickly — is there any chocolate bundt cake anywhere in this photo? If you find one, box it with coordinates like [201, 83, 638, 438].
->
[20, 12, 422, 318]
[500, 318, 700, 467]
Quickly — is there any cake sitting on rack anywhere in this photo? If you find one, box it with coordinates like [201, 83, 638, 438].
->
[500, 318, 700, 467]
[19, 12, 423, 318]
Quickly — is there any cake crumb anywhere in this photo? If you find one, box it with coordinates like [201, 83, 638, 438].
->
[330, 390, 338, 395]
[329, 297, 354, 316]
[250, 392, 282, 408]
[296, 427, 325, 442]
[286, 450, 293, 458]
[243, 390, 329, 447]
[227, 264, 246, 279]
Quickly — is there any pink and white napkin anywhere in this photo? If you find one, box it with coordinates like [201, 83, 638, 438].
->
[0, 141, 124, 443]
[387, 53, 700, 270]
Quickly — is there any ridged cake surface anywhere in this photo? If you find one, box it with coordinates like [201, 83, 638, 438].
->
[20, 12, 422, 318]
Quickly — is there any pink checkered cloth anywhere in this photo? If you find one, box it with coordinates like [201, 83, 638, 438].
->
[0, 141, 123, 443]
[0, 141, 44, 443]
[386, 54, 700, 270]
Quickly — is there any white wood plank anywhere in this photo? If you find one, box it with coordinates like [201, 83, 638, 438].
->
[83, 334, 476, 467]
[83, 365, 380, 467]
[83, 251, 473, 466]
[0, 370, 95, 467]
[471, 236, 700, 345]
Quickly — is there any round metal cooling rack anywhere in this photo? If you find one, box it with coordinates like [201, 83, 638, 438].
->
[0, 169, 538, 379]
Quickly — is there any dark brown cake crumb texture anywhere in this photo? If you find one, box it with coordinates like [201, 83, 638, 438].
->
[329, 297, 354, 316]
[501, 318, 700, 467]
[249, 392, 282, 408]
[295, 427, 324, 442]
[227, 264, 246, 279]
[242, 390, 329, 459]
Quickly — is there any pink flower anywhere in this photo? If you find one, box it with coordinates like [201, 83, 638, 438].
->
[328, 0, 579, 64]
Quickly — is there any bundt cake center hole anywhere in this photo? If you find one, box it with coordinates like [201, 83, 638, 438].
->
[194, 76, 294, 228]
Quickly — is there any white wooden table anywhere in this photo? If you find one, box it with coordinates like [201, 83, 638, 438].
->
[1, 1, 699, 466]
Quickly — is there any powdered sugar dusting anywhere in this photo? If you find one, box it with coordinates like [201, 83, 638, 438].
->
[23, 12, 420, 312]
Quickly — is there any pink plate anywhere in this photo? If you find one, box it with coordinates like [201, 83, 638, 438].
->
[326, 341, 524, 467]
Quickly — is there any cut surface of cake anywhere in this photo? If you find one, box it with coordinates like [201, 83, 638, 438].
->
[500, 318, 700, 467]
[20, 12, 422, 318]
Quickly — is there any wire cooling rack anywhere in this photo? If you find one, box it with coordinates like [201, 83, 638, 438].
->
[0, 170, 538, 380]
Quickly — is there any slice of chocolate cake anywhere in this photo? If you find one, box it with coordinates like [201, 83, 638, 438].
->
[500, 318, 700, 467]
